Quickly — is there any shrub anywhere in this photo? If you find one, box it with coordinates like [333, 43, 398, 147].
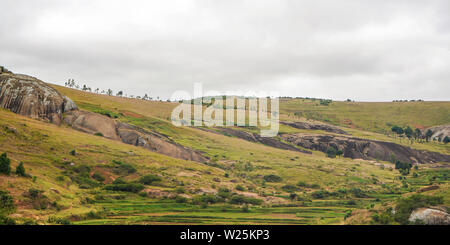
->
[349, 188, 367, 198]
[263, 174, 282, 182]
[242, 204, 250, 212]
[112, 163, 137, 175]
[311, 190, 330, 199]
[296, 181, 320, 189]
[0, 190, 15, 214]
[175, 187, 186, 194]
[192, 194, 223, 205]
[15, 162, 26, 177]
[139, 174, 162, 185]
[235, 185, 245, 191]
[218, 188, 231, 199]
[326, 147, 337, 158]
[289, 193, 297, 200]
[175, 196, 188, 203]
[47, 216, 71, 225]
[70, 150, 76, 156]
[25, 189, 50, 210]
[229, 195, 262, 205]
[112, 160, 123, 165]
[0, 153, 11, 175]
[0, 215, 16, 225]
[281, 185, 299, 193]
[94, 132, 104, 137]
[104, 183, 145, 193]
[92, 173, 105, 182]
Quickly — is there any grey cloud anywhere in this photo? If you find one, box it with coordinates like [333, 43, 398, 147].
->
[1, 0, 449, 101]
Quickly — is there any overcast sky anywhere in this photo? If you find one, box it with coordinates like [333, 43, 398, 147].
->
[1, 0, 449, 101]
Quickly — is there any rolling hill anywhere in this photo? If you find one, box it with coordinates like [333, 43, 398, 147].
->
[0, 68, 449, 225]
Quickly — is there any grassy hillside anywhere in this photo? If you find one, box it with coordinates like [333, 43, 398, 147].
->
[280, 98, 450, 134]
[0, 85, 448, 225]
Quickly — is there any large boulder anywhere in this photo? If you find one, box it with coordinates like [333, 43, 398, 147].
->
[281, 133, 450, 164]
[64, 110, 120, 140]
[0, 70, 77, 124]
[64, 110, 208, 163]
[409, 208, 450, 225]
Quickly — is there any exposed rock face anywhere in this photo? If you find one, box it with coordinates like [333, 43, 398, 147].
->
[281, 133, 450, 164]
[203, 127, 312, 154]
[0, 71, 77, 124]
[64, 110, 120, 140]
[64, 110, 208, 163]
[281, 121, 349, 135]
[409, 208, 450, 225]
[424, 125, 450, 141]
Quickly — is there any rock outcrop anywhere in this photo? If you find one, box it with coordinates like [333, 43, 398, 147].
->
[0, 69, 77, 124]
[202, 127, 312, 154]
[423, 125, 450, 141]
[64, 110, 208, 163]
[281, 121, 349, 135]
[64, 110, 120, 140]
[409, 208, 450, 225]
[281, 133, 450, 164]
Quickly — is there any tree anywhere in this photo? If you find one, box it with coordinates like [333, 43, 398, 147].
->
[425, 129, 433, 142]
[444, 136, 450, 144]
[336, 149, 343, 158]
[116, 91, 123, 97]
[404, 126, 413, 139]
[414, 128, 422, 141]
[0, 153, 11, 175]
[391, 125, 404, 137]
[143, 94, 149, 100]
[15, 162, 26, 177]
[107, 89, 113, 96]
[326, 147, 337, 158]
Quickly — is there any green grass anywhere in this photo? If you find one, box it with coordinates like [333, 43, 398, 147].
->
[0, 84, 447, 225]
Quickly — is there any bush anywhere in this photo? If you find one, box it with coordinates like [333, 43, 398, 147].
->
[25, 189, 51, 210]
[0, 153, 11, 175]
[349, 188, 367, 198]
[281, 185, 299, 193]
[15, 162, 26, 177]
[70, 150, 76, 156]
[192, 194, 222, 205]
[175, 187, 186, 194]
[229, 195, 262, 205]
[47, 216, 71, 225]
[296, 181, 320, 189]
[113, 163, 137, 175]
[104, 183, 145, 193]
[263, 174, 282, 182]
[0, 190, 15, 214]
[120, 163, 137, 174]
[235, 185, 245, 191]
[94, 132, 104, 137]
[139, 174, 162, 185]
[326, 147, 337, 158]
[92, 173, 105, 182]
[175, 196, 188, 203]
[311, 190, 330, 199]
[218, 188, 231, 199]
[0, 215, 16, 225]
